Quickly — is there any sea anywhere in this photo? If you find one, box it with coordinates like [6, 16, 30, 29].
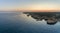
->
[0, 11, 60, 33]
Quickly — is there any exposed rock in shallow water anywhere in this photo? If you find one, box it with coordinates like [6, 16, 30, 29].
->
[23, 12, 60, 25]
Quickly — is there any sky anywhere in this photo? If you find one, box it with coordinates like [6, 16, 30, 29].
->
[0, 0, 60, 11]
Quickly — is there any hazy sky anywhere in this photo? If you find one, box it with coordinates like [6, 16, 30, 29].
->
[0, 0, 60, 11]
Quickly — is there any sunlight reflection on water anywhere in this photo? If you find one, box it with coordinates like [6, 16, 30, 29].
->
[0, 12, 60, 33]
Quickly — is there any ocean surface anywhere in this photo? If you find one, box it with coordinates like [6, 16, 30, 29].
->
[0, 12, 60, 33]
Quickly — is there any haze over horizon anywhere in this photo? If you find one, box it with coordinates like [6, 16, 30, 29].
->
[0, 0, 60, 12]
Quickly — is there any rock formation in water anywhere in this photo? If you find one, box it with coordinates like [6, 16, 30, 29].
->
[23, 12, 60, 25]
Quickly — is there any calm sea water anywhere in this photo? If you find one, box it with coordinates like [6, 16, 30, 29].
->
[0, 12, 60, 33]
